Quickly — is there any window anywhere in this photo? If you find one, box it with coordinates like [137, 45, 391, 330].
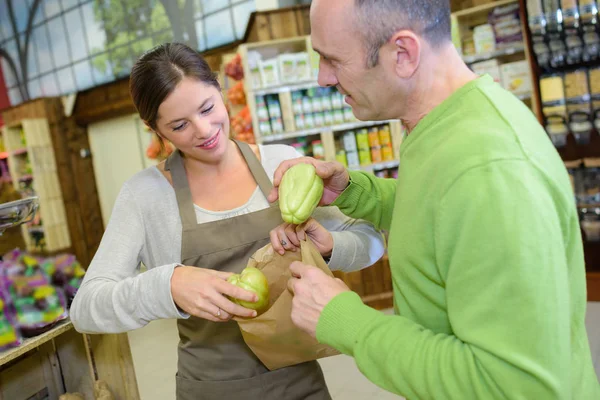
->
[0, 0, 256, 106]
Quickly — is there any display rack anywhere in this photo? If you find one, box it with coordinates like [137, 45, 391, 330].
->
[1, 119, 71, 253]
[452, 0, 541, 119]
[237, 36, 405, 177]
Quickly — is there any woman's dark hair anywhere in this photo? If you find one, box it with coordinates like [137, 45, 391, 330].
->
[129, 42, 220, 130]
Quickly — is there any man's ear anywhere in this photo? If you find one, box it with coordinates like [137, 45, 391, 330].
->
[382, 30, 421, 79]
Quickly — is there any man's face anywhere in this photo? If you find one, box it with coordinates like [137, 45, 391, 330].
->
[310, 0, 400, 121]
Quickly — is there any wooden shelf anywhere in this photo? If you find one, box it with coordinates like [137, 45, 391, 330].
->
[453, 0, 517, 18]
[0, 320, 72, 367]
[462, 44, 525, 64]
[251, 80, 318, 96]
[260, 120, 396, 143]
[350, 160, 400, 172]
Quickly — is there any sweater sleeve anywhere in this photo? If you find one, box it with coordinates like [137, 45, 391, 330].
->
[70, 183, 188, 334]
[317, 161, 572, 399]
[312, 206, 385, 272]
[332, 170, 397, 231]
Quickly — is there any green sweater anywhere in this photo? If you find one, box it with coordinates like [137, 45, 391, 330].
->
[319, 75, 600, 399]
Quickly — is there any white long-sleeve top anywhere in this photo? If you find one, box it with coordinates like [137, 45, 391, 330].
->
[70, 144, 385, 334]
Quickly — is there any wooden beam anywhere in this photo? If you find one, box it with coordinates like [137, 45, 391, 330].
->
[588, 272, 600, 302]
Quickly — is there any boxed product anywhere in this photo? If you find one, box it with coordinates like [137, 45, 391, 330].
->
[355, 129, 370, 151]
[335, 149, 348, 167]
[259, 59, 280, 87]
[247, 51, 263, 89]
[278, 54, 297, 84]
[312, 140, 325, 160]
[471, 59, 502, 84]
[488, 3, 523, 47]
[343, 131, 358, 152]
[346, 151, 360, 168]
[295, 53, 311, 81]
[473, 24, 496, 54]
[500, 61, 532, 96]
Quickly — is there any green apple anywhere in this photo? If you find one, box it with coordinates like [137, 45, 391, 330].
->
[227, 267, 269, 314]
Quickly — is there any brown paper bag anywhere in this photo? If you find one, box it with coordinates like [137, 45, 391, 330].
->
[235, 239, 340, 370]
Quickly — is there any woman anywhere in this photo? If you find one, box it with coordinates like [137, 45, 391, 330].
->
[70, 43, 385, 400]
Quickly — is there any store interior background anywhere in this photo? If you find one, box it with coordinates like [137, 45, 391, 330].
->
[0, 0, 599, 399]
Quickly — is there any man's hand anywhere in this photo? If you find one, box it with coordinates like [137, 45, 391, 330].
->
[268, 157, 350, 206]
[288, 261, 350, 337]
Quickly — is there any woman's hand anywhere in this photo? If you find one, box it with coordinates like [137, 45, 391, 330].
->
[270, 218, 334, 257]
[170, 266, 258, 322]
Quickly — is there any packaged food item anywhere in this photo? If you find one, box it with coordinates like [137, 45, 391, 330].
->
[314, 112, 325, 127]
[255, 96, 269, 121]
[302, 96, 313, 114]
[346, 151, 360, 168]
[561, 0, 581, 28]
[292, 91, 304, 115]
[295, 114, 305, 130]
[540, 74, 568, 119]
[247, 51, 263, 89]
[305, 114, 315, 129]
[590, 67, 600, 111]
[333, 109, 344, 124]
[489, 3, 523, 46]
[259, 59, 280, 87]
[278, 54, 297, 83]
[291, 142, 307, 156]
[344, 105, 355, 122]
[2, 253, 68, 337]
[473, 24, 496, 54]
[343, 131, 357, 152]
[500, 61, 532, 96]
[370, 147, 382, 163]
[565, 70, 592, 115]
[368, 128, 381, 147]
[0, 287, 21, 350]
[266, 96, 282, 119]
[312, 140, 325, 160]
[579, 0, 599, 26]
[358, 149, 372, 166]
[295, 53, 311, 81]
[379, 126, 392, 146]
[382, 145, 394, 161]
[471, 59, 502, 84]
[270, 118, 284, 134]
[335, 149, 348, 167]
[355, 129, 370, 151]
[324, 111, 334, 126]
[41, 254, 86, 307]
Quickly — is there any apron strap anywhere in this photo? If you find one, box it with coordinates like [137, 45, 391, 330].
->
[165, 150, 198, 232]
[233, 140, 274, 198]
[165, 141, 276, 231]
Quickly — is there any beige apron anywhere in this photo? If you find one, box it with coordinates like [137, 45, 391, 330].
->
[164, 141, 331, 400]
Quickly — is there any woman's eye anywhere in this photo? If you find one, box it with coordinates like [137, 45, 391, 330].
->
[201, 105, 214, 115]
[172, 122, 187, 131]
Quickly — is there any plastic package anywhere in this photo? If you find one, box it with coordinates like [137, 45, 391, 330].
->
[1, 250, 68, 337]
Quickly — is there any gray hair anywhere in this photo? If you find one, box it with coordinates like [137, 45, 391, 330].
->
[354, 0, 452, 68]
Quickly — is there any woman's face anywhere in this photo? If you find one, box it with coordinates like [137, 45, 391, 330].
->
[155, 77, 230, 163]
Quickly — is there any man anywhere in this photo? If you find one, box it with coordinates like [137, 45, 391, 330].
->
[268, 0, 600, 398]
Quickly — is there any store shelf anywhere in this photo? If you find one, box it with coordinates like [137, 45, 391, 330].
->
[0, 319, 72, 366]
[453, 0, 517, 18]
[350, 160, 400, 172]
[251, 80, 319, 96]
[463, 44, 525, 64]
[260, 120, 397, 143]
